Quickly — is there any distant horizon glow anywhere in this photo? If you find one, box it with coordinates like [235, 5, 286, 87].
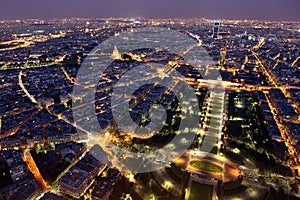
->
[0, 0, 299, 21]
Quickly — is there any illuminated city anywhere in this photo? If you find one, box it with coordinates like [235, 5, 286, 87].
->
[0, 2, 300, 200]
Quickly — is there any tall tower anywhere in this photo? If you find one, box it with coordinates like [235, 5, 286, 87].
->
[219, 48, 226, 66]
[42, 130, 49, 146]
[212, 20, 221, 39]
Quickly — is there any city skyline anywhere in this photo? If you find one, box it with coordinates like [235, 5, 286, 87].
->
[0, 9, 300, 200]
[0, 0, 300, 21]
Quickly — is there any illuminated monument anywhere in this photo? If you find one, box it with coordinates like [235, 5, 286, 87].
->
[111, 45, 122, 60]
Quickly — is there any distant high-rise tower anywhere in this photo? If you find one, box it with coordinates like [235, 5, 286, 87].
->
[212, 20, 221, 39]
[219, 48, 226, 66]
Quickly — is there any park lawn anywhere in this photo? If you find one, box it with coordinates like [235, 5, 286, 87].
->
[190, 160, 223, 173]
[188, 182, 213, 200]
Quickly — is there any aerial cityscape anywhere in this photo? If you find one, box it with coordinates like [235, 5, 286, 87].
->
[0, 1, 300, 200]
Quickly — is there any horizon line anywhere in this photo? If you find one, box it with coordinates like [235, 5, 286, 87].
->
[0, 17, 299, 23]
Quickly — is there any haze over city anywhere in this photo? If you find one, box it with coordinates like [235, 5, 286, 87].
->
[0, 0, 300, 21]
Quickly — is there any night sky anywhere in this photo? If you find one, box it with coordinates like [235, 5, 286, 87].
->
[0, 0, 299, 21]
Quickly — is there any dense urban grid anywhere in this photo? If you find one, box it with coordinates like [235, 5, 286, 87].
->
[0, 18, 300, 200]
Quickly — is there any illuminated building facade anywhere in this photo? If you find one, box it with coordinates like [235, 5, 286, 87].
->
[212, 20, 221, 39]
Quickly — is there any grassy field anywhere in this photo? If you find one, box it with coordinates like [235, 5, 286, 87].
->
[188, 182, 213, 200]
[190, 160, 223, 173]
